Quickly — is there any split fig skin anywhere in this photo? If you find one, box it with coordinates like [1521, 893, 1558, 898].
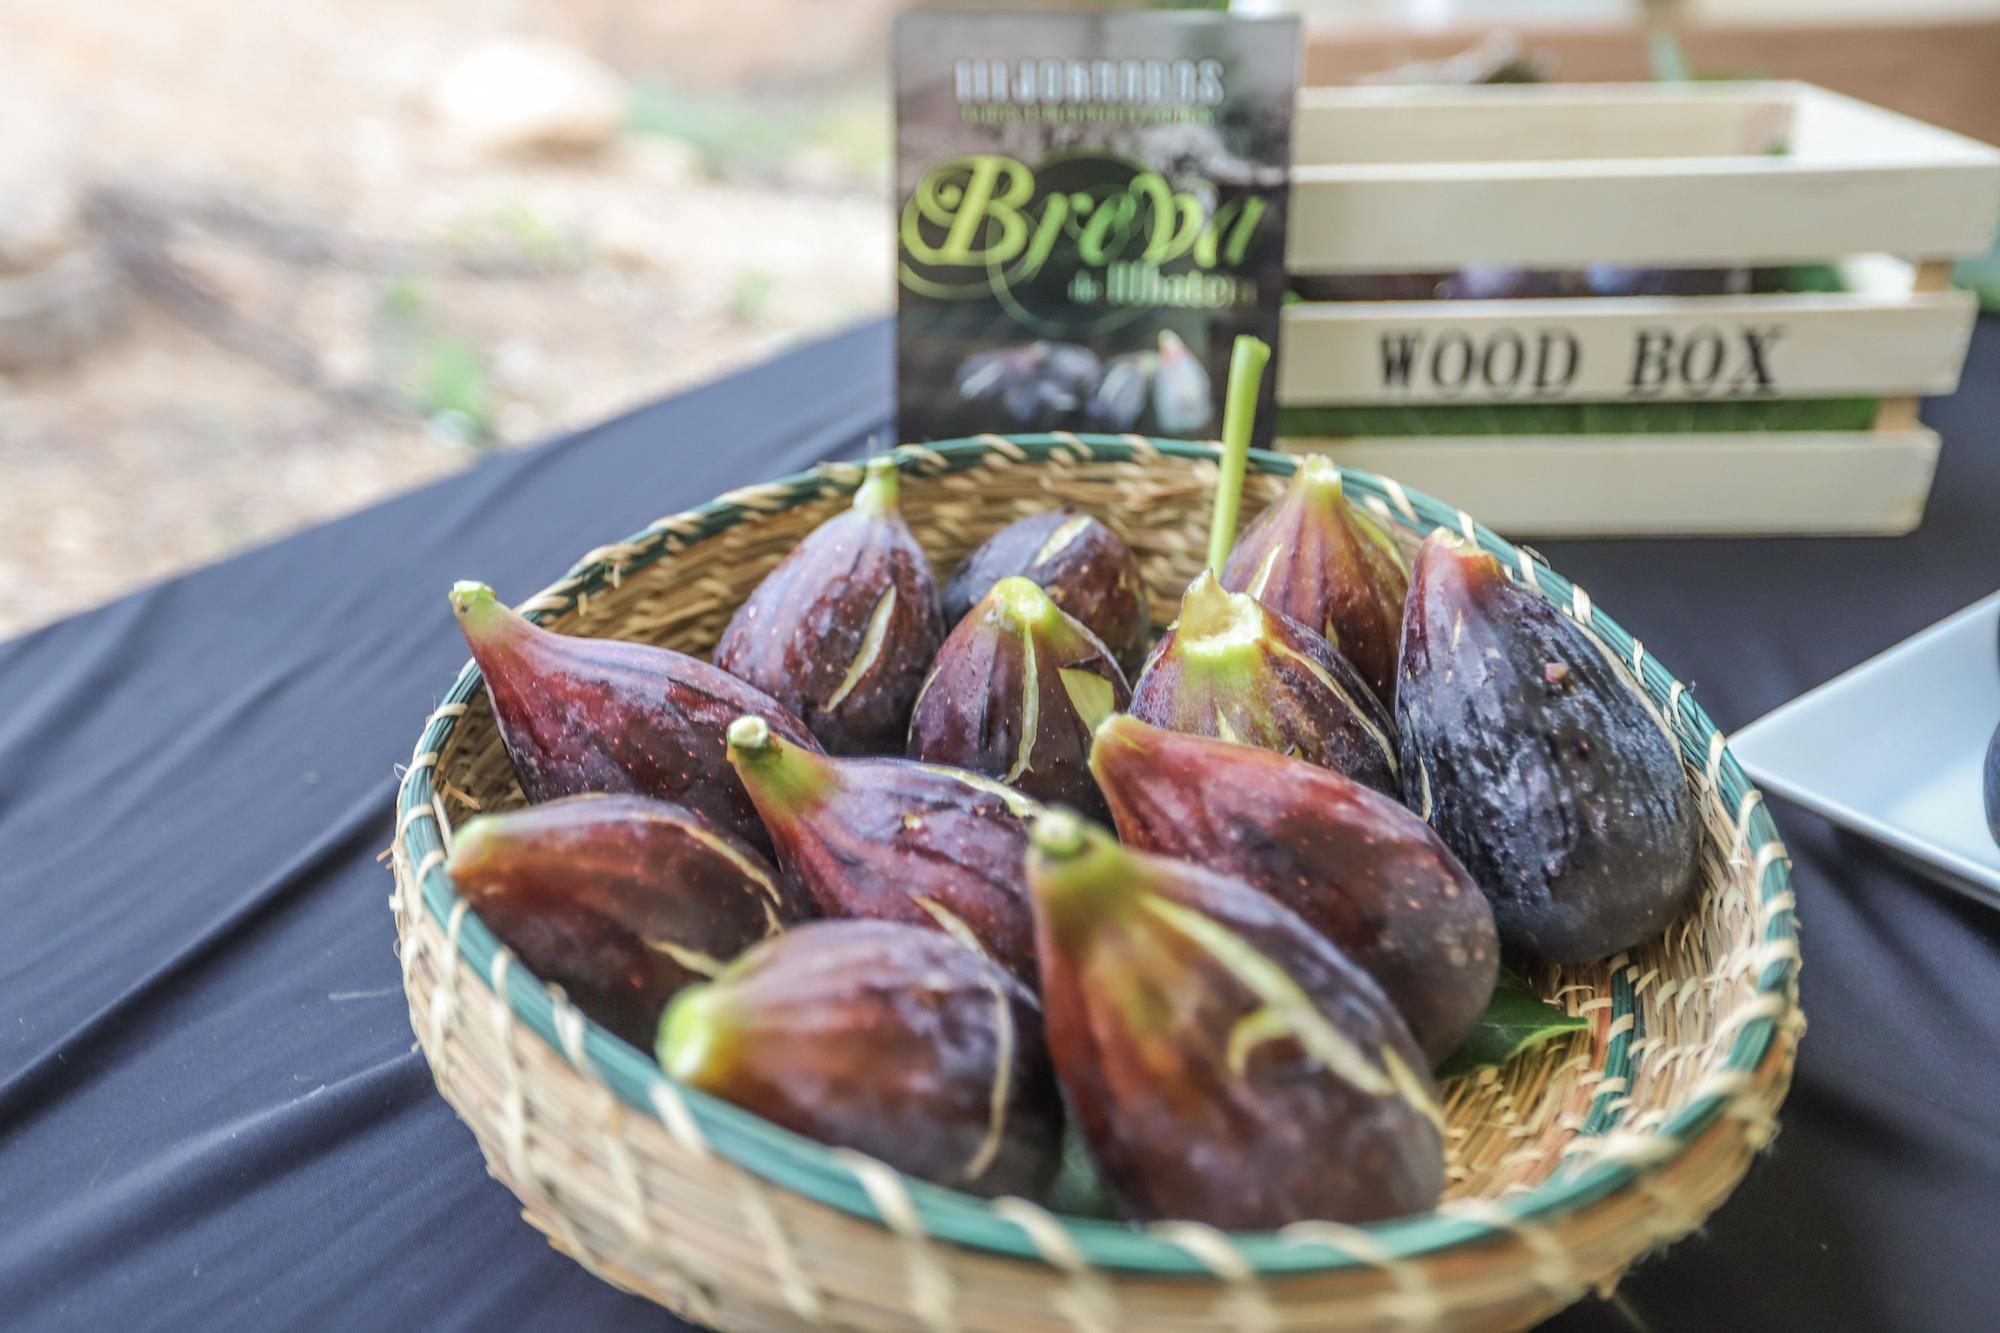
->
[1130, 570, 1398, 797]
[658, 920, 1063, 1198]
[908, 576, 1130, 820]
[942, 508, 1150, 676]
[445, 794, 810, 1047]
[448, 581, 819, 853]
[726, 714, 1043, 985]
[1396, 533, 1701, 963]
[715, 457, 945, 753]
[1220, 455, 1409, 705]
[1025, 813, 1445, 1228]
[1090, 714, 1497, 1064]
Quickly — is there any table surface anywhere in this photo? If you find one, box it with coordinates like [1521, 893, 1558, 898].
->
[4, 319, 1997, 1332]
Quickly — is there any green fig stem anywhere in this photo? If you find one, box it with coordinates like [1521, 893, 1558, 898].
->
[1295, 452, 1343, 496]
[658, 982, 731, 1083]
[854, 456, 901, 516]
[449, 580, 528, 643]
[1176, 570, 1259, 647]
[725, 714, 830, 815]
[1028, 813, 1137, 926]
[1206, 334, 1271, 573]
[987, 575, 1057, 628]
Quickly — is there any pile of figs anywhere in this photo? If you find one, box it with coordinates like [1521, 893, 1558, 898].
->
[443, 451, 1700, 1228]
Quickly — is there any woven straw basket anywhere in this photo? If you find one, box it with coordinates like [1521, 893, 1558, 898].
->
[391, 434, 1803, 1332]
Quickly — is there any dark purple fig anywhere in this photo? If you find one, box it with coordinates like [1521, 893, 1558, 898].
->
[1090, 714, 1496, 1064]
[957, 341, 1102, 429]
[1290, 273, 1453, 302]
[725, 714, 1042, 984]
[444, 794, 811, 1047]
[908, 576, 1130, 819]
[1130, 570, 1398, 797]
[942, 508, 1149, 676]
[715, 457, 944, 754]
[1026, 812, 1444, 1227]
[1219, 454, 1408, 705]
[659, 921, 1062, 1197]
[448, 581, 818, 852]
[1397, 533, 1700, 963]
[1437, 266, 1592, 300]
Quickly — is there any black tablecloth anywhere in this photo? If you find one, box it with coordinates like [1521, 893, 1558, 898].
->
[4, 319, 1997, 1332]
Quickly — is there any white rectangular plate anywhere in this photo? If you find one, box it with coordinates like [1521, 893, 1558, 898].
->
[1731, 591, 2000, 905]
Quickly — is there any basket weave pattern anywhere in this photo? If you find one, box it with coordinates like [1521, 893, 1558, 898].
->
[391, 434, 1802, 1331]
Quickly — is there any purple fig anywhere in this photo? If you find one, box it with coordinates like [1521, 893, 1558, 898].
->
[1026, 813, 1445, 1227]
[942, 508, 1149, 676]
[660, 921, 1062, 1197]
[1219, 454, 1409, 705]
[908, 576, 1130, 819]
[445, 794, 811, 1046]
[1090, 714, 1497, 1063]
[448, 581, 818, 852]
[1129, 570, 1398, 797]
[1397, 533, 1700, 963]
[725, 714, 1042, 984]
[715, 457, 944, 754]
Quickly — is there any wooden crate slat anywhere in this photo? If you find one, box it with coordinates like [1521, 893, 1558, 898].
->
[1287, 83, 2000, 272]
[1295, 83, 1797, 166]
[1276, 288, 1978, 405]
[1281, 429, 1940, 537]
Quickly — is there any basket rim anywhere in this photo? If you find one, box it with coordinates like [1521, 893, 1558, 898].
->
[393, 432, 1800, 1279]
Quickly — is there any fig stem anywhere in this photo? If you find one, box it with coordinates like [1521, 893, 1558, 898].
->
[854, 456, 900, 515]
[657, 982, 728, 1082]
[725, 714, 828, 814]
[1206, 335, 1271, 573]
[449, 580, 520, 641]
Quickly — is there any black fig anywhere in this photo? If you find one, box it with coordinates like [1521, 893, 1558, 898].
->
[1026, 813, 1445, 1227]
[449, 581, 818, 852]
[1219, 454, 1409, 705]
[715, 457, 944, 753]
[659, 920, 1063, 1198]
[726, 714, 1042, 984]
[1129, 569, 1399, 796]
[942, 509, 1150, 676]
[1090, 714, 1496, 1063]
[445, 794, 813, 1047]
[1396, 533, 1700, 963]
[908, 576, 1130, 819]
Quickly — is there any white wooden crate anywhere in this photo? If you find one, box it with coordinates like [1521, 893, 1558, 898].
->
[1279, 82, 2000, 536]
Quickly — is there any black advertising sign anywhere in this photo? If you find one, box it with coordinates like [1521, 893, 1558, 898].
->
[893, 10, 1299, 445]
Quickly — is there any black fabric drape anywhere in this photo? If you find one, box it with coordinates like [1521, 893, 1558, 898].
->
[3, 319, 1996, 1331]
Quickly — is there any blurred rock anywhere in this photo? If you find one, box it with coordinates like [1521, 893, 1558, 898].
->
[0, 247, 126, 372]
[432, 40, 627, 156]
[0, 83, 84, 271]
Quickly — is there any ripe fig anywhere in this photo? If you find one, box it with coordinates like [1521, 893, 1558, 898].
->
[956, 341, 1102, 429]
[908, 576, 1130, 819]
[1129, 569, 1398, 797]
[715, 457, 944, 753]
[1397, 533, 1700, 963]
[1219, 454, 1408, 705]
[941, 509, 1150, 676]
[725, 714, 1042, 984]
[1090, 714, 1496, 1063]
[659, 920, 1063, 1198]
[1026, 813, 1444, 1227]
[448, 581, 818, 853]
[445, 794, 811, 1047]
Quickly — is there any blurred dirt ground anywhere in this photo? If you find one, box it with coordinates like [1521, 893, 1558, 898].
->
[1, 0, 901, 637]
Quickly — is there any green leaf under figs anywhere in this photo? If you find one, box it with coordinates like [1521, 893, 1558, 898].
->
[1434, 972, 1587, 1080]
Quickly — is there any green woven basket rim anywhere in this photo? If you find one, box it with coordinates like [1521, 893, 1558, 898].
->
[394, 433, 1798, 1278]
